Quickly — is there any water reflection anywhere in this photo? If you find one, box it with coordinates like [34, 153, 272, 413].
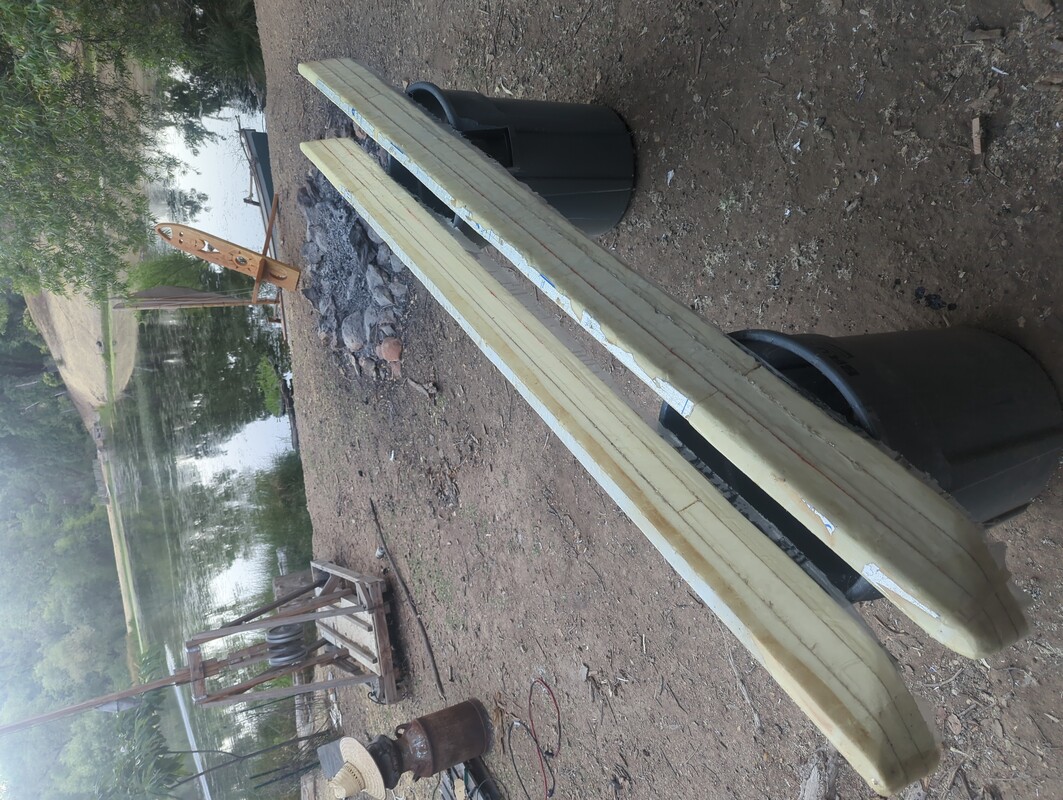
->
[109, 304, 311, 799]
[181, 416, 292, 484]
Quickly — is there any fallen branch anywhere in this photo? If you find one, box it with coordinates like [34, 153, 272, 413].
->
[369, 498, 447, 700]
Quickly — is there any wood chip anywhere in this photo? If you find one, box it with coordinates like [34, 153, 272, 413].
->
[963, 28, 1005, 41]
[947, 713, 963, 735]
[406, 378, 431, 399]
[971, 117, 983, 155]
[967, 83, 1000, 111]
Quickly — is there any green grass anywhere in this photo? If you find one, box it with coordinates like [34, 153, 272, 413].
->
[256, 356, 282, 416]
[98, 300, 147, 674]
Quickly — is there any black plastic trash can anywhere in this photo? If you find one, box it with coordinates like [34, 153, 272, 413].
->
[386, 81, 635, 237]
[660, 327, 1063, 602]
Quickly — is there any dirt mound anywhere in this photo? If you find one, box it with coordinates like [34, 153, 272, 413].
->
[25, 291, 138, 428]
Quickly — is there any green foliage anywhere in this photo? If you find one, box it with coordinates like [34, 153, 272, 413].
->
[94, 651, 185, 799]
[62, 0, 189, 70]
[0, 2, 176, 293]
[180, 0, 267, 112]
[20, 308, 39, 337]
[46, 653, 186, 799]
[129, 251, 216, 293]
[166, 187, 210, 221]
[0, 293, 127, 796]
[256, 356, 282, 416]
[251, 451, 314, 570]
[0, 0, 266, 295]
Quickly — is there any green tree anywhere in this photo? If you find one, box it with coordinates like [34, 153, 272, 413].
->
[0, 3, 178, 293]
[0, 0, 266, 295]
[256, 356, 282, 416]
[0, 292, 127, 796]
[251, 451, 314, 570]
[166, 188, 210, 222]
[178, 0, 267, 112]
[129, 251, 219, 293]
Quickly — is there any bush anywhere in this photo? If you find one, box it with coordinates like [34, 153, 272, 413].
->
[256, 356, 283, 417]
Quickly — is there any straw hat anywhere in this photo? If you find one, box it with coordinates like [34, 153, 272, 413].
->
[329, 737, 386, 800]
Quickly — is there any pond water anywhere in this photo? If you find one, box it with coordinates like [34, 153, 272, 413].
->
[107, 302, 312, 800]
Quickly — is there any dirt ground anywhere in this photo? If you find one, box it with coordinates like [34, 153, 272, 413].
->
[254, 0, 1063, 797]
[25, 292, 138, 427]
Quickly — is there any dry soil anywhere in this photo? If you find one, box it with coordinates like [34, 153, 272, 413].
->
[254, 1, 1063, 797]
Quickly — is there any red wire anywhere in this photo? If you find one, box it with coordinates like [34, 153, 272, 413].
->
[528, 678, 561, 758]
[527, 678, 561, 798]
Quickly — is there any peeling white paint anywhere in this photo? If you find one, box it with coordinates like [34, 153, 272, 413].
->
[802, 500, 837, 534]
[861, 564, 940, 619]
[533, 272, 574, 316]
[579, 310, 693, 414]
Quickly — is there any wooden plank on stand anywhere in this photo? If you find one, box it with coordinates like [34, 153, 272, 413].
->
[360, 577, 398, 703]
[311, 561, 398, 703]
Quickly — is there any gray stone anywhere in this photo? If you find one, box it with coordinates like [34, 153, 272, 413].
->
[390, 281, 408, 304]
[366, 264, 388, 292]
[352, 240, 372, 271]
[300, 241, 323, 266]
[363, 221, 384, 245]
[318, 326, 338, 349]
[348, 223, 366, 250]
[340, 312, 365, 353]
[327, 120, 356, 139]
[296, 185, 318, 210]
[363, 307, 396, 342]
[362, 308, 377, 342]
[371, 285, 395, 307]
[388, 253, 406, 274]
[327, 204, 351, 230]
[317, 296, 339, 349]
[316, 292, 336, 320]
[375, 243, 392, 266]
[309, 224, 329, 252]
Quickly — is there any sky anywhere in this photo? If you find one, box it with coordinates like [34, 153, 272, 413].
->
[159, 110, 270, 249]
